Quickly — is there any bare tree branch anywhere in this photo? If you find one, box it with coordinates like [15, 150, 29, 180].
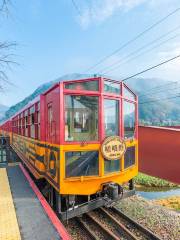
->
[0, 40, 17, 89]
[0, 1, 17, 91]
[0, 0, 11, 14]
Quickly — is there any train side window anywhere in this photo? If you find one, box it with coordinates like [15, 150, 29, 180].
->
[30, 105, 35, 138]
[14, 119, 16, 133]
[65, 80, 99, 91]
[19, 115, 21, 135]
[104, 81, 120, 94]
[13, 120, 15, 133]
[30, 114, 35, 138]
[104, 99, 119, 137]
[123, 85, 136, 101]
[47, 104, 53, 140]
[12, 119, 14, 133]
[21, 113, 24, 135]
[37, 111, 40, 140]
[35, 102, 41, 140]
[17, 116, 19, 134]
[19, 116, 21, 135]
[15, 118, 18, 133]
[25, 114, 28, 137]
[17, 119, 18, 134]
[124, 101, 135, 139]
[22, 114, 25, 136]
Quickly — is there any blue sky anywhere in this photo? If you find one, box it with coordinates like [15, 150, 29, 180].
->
[1, 0, 180, 106]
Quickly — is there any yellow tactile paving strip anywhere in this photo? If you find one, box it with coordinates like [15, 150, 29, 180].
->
[0, 168, 21, 240]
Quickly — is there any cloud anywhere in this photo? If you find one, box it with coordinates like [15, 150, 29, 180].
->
[154, 43, 180, 80]
[158, 42, 180, 58]
[149, 0, 180, 9]
[76, 0, 180, 29]
[77, 0, 147, 29]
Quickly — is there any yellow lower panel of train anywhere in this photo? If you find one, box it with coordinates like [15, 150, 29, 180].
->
[11, 134, 60, 191]
[60, 141, 138, 195]
[10, 133, 138, 195]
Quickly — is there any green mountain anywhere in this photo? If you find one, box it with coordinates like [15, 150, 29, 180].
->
[126, 78, 180, 125]
[0, 104, 9, 119]
[1, 73, 93, 122]
[1, 74, 180, 126]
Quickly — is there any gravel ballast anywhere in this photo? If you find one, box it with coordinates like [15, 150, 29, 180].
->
[116, 195, 180, 240]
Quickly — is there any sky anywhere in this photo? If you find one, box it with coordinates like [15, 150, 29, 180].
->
[0, 0, 180, 106]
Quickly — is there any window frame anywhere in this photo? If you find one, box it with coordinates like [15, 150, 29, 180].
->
[103, 97, 121, 138]
[64, 93, 100, 144]
[63, 77, 100, 93]
[35, 102, 40, 140]
[47, 103, 53, 141]
[104, 79, 121, 95]
[64, 79, 99, 92]
[65, 150, 99, 178]
[123, 100, 136, 140]
[122, 82, 138, 140]
[30, 105, 35, 139]
[62, 78, 138, 144]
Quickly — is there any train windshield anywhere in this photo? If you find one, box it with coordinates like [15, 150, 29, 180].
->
[65, 95, 99, 142]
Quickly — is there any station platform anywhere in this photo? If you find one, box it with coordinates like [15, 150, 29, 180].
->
[0, 163, 71, 240]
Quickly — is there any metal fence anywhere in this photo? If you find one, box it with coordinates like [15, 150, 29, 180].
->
[0, 136, 10, 166]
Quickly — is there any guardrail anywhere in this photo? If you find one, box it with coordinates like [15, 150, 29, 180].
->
[138, 126, 180, 184]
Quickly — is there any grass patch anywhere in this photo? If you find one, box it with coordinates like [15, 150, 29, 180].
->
[152, 196, 180, 211]
[134, 173, 179, 187]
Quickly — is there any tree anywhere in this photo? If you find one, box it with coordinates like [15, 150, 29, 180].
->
[0, 0, 16, 90]
[0, 0, 10, 12]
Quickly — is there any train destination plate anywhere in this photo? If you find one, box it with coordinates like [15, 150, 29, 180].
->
[101, 136, 126, 160]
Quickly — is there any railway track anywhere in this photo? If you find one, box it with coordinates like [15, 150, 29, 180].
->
[34, 175, 162, 240]
[73, 207, 162, 240]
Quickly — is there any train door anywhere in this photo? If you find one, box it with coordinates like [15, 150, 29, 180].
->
[45, 102, 56, 176]
[44, 86, 60, 187]
[47, 103, 53, 144]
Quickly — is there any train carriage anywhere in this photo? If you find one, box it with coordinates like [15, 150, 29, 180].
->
[0, 77, 138, 220]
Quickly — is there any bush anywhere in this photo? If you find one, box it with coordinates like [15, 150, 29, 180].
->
[134, 173, 179, 187]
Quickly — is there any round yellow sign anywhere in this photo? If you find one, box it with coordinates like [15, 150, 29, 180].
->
[101, 136, 126, 160]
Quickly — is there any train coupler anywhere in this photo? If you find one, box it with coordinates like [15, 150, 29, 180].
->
[102, 182, 123, 200]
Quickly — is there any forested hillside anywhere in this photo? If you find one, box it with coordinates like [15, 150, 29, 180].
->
[1, 74, 180, 125]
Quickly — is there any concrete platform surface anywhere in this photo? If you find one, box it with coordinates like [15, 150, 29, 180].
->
[0, 168, 21, 240]
[7, 165, 61, 240]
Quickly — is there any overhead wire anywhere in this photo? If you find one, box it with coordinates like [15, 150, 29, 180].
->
[85, 7, 180, 73]
[139, 94, 180, 104]
[138, 81, 178, 97]
[140, 91, 180, 102]
[102, 33, 180, 74]
[121, 54, 180, 82]
[71, 0, 82, 16]
[139, 85, 180, 98]
[99, 25, 180, 74]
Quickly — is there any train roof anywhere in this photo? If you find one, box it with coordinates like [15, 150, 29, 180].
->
[1, 77, 136, 125]
[3, 95, 40, 123]
[13, 95, 40, 118]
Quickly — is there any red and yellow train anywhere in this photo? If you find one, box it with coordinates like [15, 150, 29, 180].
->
[0, 77, 138, 220]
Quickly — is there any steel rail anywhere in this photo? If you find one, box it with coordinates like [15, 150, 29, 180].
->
[110, 207, 162, 240]
[85, 212, 120, 240]
[99, 207, 138, 240]
[75, 217, 98, 240]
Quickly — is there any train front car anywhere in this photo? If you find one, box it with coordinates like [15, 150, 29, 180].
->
[58, 77, 138, 220]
